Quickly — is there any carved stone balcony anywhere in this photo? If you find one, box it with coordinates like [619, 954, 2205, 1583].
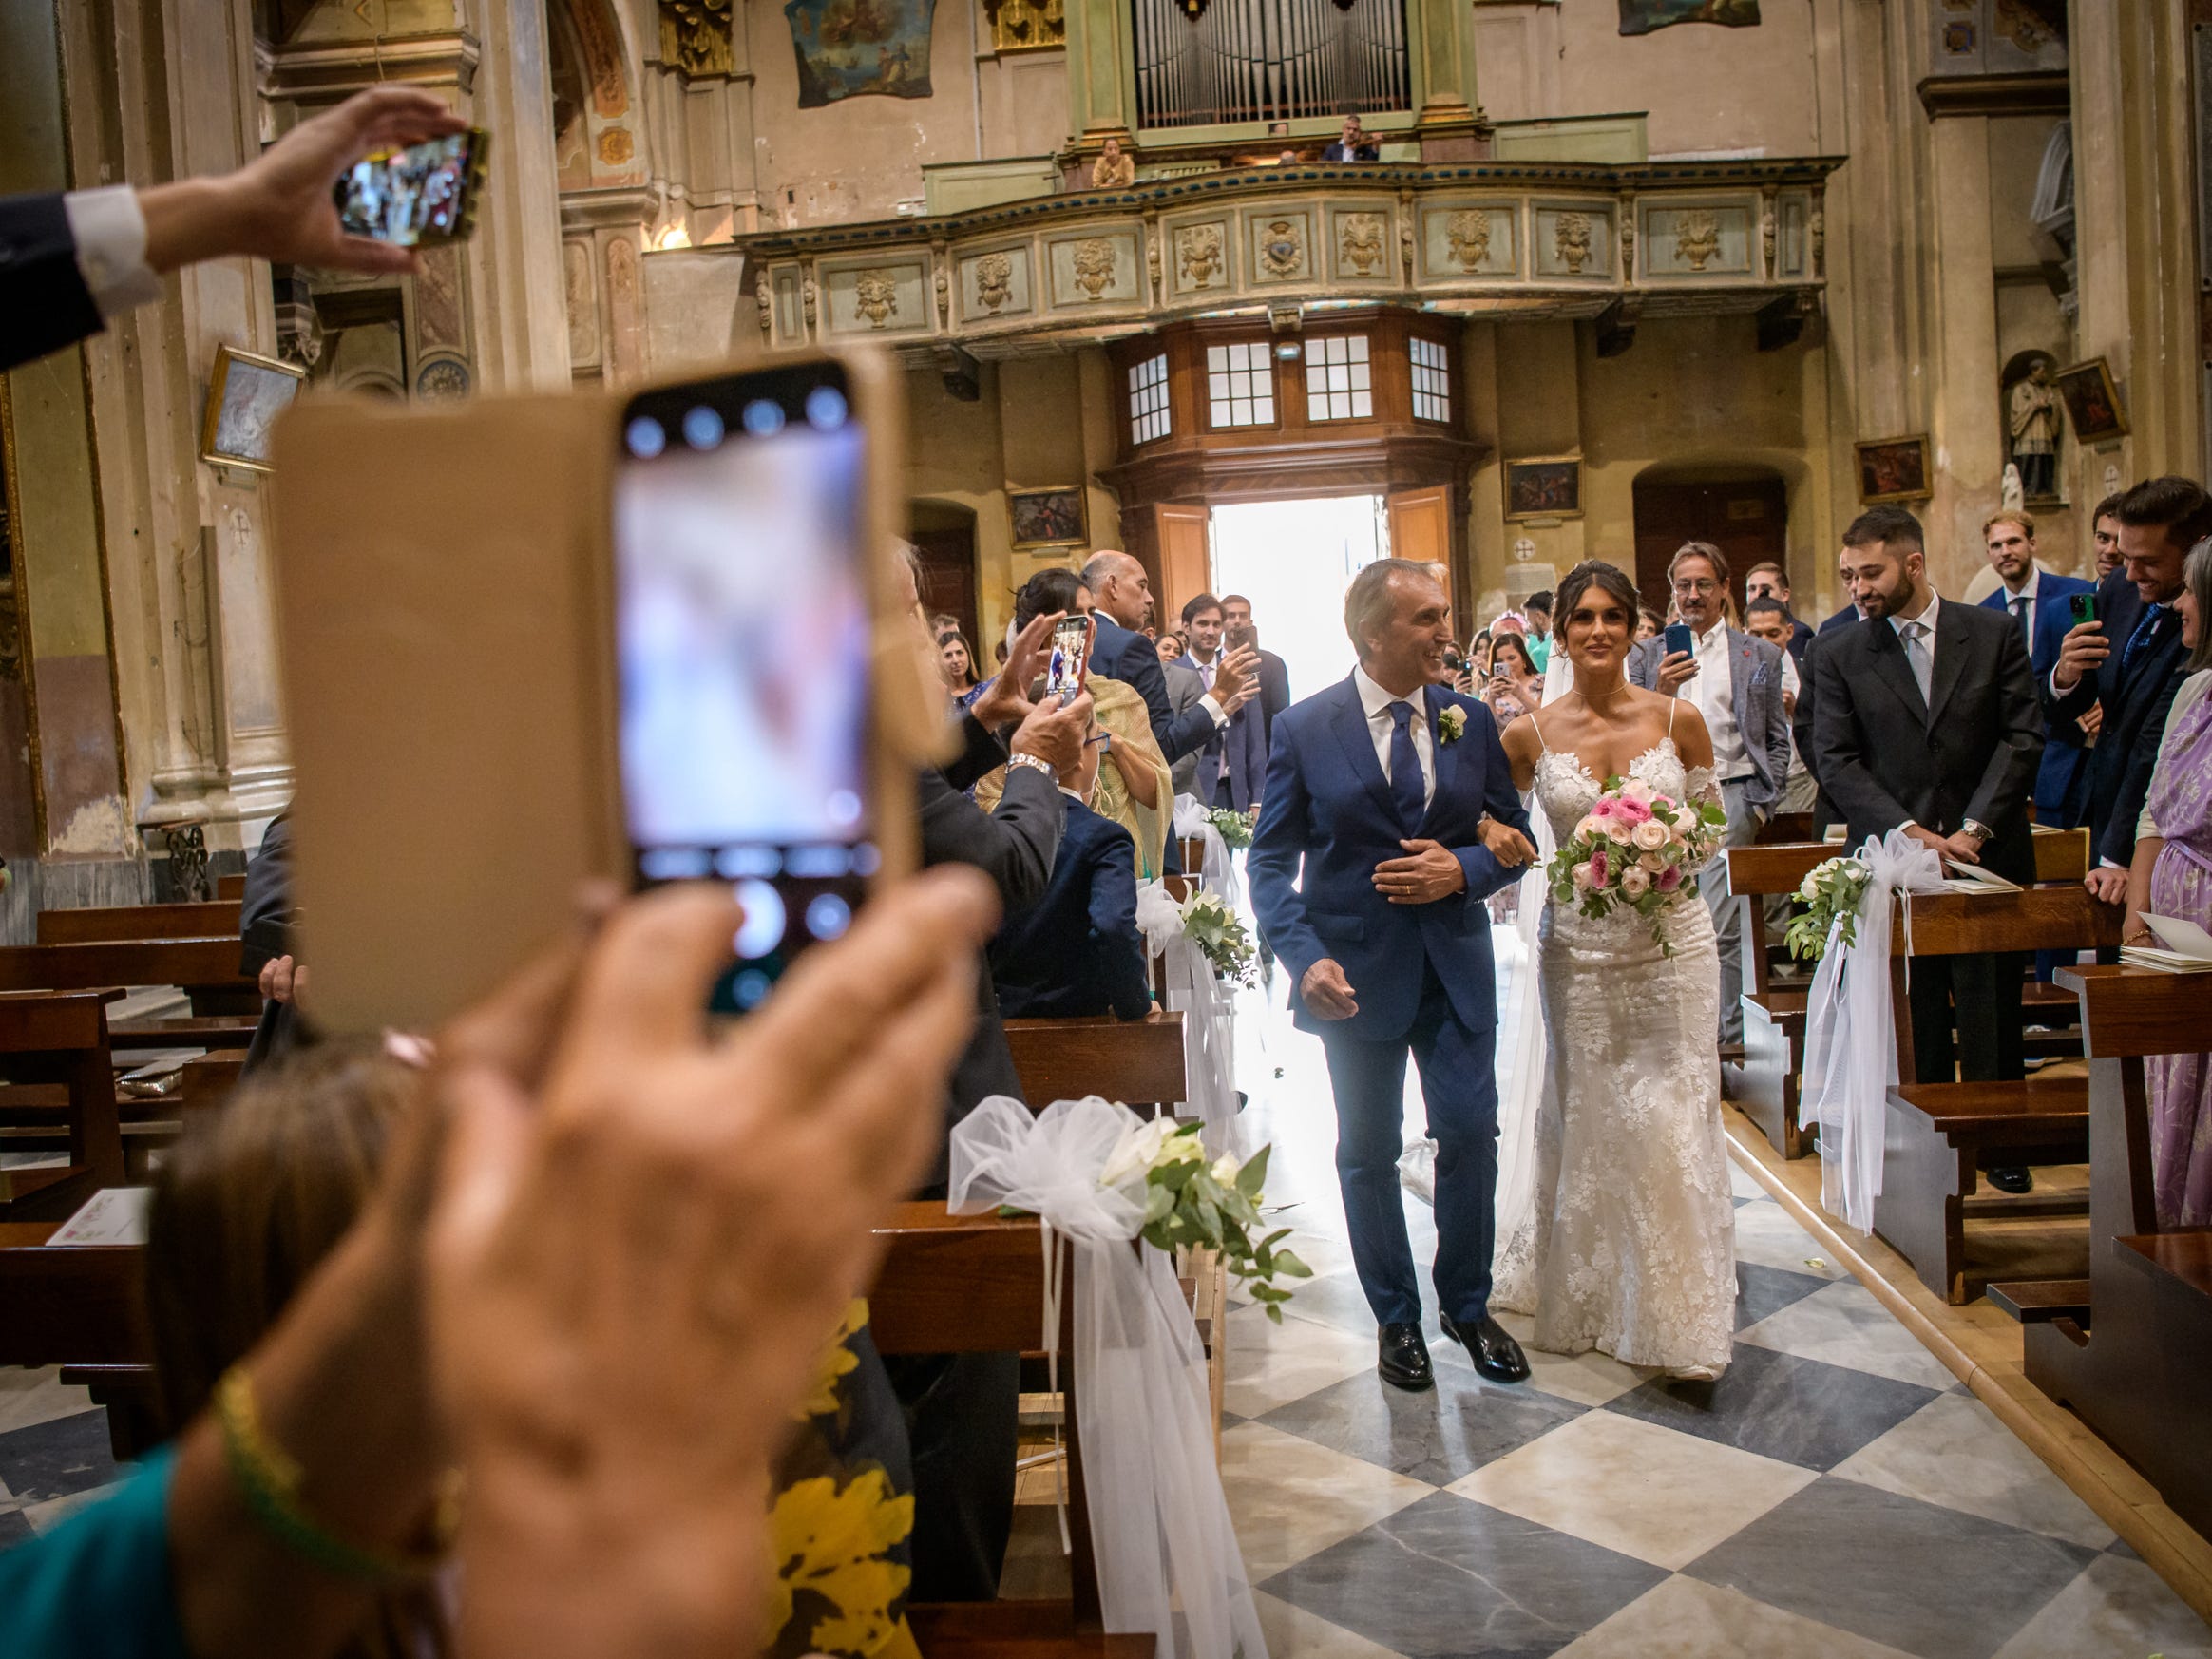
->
[733, 156, 1841, 360]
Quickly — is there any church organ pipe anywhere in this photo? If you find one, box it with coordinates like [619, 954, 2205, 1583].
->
[1133, 0, 1410, 130]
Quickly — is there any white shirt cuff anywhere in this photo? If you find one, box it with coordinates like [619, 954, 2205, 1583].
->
[64, 186, 163, 316]
[2099, 857, 2126, 870]
[1199, 693, 1230, 728]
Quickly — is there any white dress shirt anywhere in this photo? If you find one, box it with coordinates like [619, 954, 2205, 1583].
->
[1688, 620, 1749, 778]
[63, 186, 163, 316]
[1353, 664, 1436, 810]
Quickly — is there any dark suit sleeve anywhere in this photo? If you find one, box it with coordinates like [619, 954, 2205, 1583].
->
[1451, 707, 1535, 903]
[1087, 830, 1154, 1020]
[1965, 619, 2044, 838]
[1792, 636, 1822, 788]
[1249, 719, 1325, 988]
[939, 710, 1010, 793]
[238, 812, 296, 976]
[0, 194, 106, 373]
[2101, 666, 2188, 868]
[1627, 638, 1660, 692]
[919, 765, 1063, 911]
[2042, 574, 2122, 727]
[1811, 637, 1914, 832]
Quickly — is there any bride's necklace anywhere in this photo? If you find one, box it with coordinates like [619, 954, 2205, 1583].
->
[1576, 677, 1634, 715]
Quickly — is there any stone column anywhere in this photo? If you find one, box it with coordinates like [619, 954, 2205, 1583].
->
[1062, 0, 1136, 141]
[1410, 0, 1482, 127]
[1923, 113, 2003, 597]
[467, 0, 574, 392]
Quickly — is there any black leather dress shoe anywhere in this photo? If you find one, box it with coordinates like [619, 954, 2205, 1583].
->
[1987, 1166, 2034, 1195]
[1441, 1313, 1531, 1383]
[1377, 1323, 1434, 1391]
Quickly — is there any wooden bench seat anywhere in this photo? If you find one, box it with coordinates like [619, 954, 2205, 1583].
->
[0, 938, 259, 1017]
[36, 901, 243, 946]
[1984, 1278, 2092, 1325]
[1006, 1011, 1187, 1109]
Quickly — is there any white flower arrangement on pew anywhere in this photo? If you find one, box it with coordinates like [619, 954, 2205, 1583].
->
[1102, 1117, 1312, 1323]
[1786, 854, 1873, 963]
[1206, 805, 1258, 849]
[1180, 889, 1259, 987]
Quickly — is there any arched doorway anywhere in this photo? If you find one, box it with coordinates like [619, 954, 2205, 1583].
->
[910, 500, 982, 654]
[1631, 462, 1789, 614]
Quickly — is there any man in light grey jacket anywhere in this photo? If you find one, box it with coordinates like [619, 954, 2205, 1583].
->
[1165, 657, 1208, 799]
[1629, 543, 1792, 1048]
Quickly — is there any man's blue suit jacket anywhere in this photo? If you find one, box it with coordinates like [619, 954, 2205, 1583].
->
[991, 797, 1154, 1020]
[1979, 574, 2092, 819]
[1091, 615, 1218, 766]
[2044, 568, 2192, 868]
[1249, 677, 1532, 1042]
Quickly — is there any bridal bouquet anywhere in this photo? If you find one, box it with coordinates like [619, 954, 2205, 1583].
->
[1206, 805, 1258, 849]
[1101, 1117, 1311, 1321]
[1785, 854, 1872, 963]
[1180, 889, 1259, 987]
[1550, 776, 1727, 951]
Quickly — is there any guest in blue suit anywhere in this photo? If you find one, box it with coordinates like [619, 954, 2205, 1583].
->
[1081, 550, 1256, 772]
[1978, 510, 2093, 826]
[1250, 560, 1538, 1393]
[991, 718, 1154, 1021]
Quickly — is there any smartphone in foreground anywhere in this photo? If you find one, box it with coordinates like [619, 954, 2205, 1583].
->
[613, 362, 874, 1013]
[334, 129, 488, 247]
[1046, 615, 1094, 704]
[2069, 591, 2098, 626]
[1664, 620, 1695, 658]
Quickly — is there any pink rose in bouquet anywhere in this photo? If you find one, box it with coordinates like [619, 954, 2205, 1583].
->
[1548, 773, 1727, 952]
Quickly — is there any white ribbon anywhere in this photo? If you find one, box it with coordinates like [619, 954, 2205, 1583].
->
[949, 1096, 1269, 1659]
[1136, 879, 1244, 1158]
[1173, 794, 1245, 913]
[1800, 830, 1948, 1232]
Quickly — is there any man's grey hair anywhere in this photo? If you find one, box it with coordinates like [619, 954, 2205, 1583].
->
[1344, 558, 1441, 654]
[1079, 550, 1131, 592]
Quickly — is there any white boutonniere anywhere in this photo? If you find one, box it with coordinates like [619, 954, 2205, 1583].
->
[1438, 705, 1466, 744]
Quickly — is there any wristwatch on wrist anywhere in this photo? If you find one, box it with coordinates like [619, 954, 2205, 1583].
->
[1960, 819, 1993, 844]
[1006, 752, 1056, 781]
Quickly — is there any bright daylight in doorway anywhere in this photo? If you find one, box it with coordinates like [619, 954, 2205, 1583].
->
[1210, 494, 1391, 701]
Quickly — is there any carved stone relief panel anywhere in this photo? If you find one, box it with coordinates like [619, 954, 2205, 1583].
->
[1773, 190, 1811, 280]
[959, 244, 1035, 321]
[1246, 208, 1314, 284]
[563, 238, 601, 368]
[1532, 203, 1613, 280]
[1419, 200, 1519, 279]
[772, 266, 807, 344]
[1044, 229, 1140, 308]
[1329, 208, 1392, 281]
[1167, 219, 1232, 296]
[1639, 199, 1758, 280]
[822, 258, 932, 334]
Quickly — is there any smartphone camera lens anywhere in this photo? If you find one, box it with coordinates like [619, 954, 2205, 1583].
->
[624, 416, 666, 459]
[733, 879, 788, 958]
[806, 385, 848, 429]
[805, 893, 852, 942]
[681, 406, 725, 450]
[742, 399, 787, 437]
[731, 968, 774, 1011]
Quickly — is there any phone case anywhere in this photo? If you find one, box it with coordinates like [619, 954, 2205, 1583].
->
[269, 345, 922, 1034]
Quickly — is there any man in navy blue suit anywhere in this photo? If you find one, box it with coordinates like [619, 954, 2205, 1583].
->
[1080, 550, 1256, 772]
[990, 717, 1154, 1020]
[1250, 560, 1537, 1392]
[2047, 475, 2206, 901]
[1977, 510, 2093, 826]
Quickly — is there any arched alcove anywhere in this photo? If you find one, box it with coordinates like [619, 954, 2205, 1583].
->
[910, 499, 982, 650]
[1630, 459, 1796, 613]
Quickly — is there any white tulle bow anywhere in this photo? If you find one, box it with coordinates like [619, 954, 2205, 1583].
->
[1800, 830, 1948, 1233]
[1135, 878, 1243, 1158]
[948, 1096, 1269, 1659]
[1172, 794, 1245, 912]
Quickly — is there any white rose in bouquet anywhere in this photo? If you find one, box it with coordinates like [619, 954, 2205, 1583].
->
[1630, 818, 1670, 851]
[1618, 866, 1651, 899]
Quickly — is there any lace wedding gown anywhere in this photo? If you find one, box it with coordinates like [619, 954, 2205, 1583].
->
[1493, 728, 1737, 1375]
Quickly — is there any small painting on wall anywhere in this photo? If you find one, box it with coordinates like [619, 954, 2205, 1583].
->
[1618, 0, 1760, 37]
[1855, 435, 1933, 504]
[2054, 357, 2129, 445]
[1503, 457, 1583, 522]
[200, 345, 307, 472]
[1009, 486, 1086, 549]
[786, 0, 937, 106]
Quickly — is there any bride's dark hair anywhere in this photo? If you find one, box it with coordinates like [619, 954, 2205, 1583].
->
[1555, 561, 1642, 633]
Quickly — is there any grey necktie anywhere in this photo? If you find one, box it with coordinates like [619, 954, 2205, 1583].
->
[1900, 619, 1934, 706]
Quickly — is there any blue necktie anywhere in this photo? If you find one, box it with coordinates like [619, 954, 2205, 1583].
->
[1388, 701, 1425, 828]
[2009, 594, 2029, 641]
[2121, 604, 2166, 675]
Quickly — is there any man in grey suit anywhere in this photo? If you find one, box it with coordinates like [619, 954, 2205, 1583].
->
[1630, 542, 1792, 1047]
[1165, 655, 1207, 798]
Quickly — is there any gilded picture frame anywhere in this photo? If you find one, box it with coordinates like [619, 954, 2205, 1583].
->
[1503, 456, 1584, 522]
[2054, 356, 2129, 444]
[200, 345, 308, 473]
[1854, 434, 1933, 504]
[1008, 485, 1086, 549]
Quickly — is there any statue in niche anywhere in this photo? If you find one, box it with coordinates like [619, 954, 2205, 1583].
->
[2008, 355, 2061, 500]
[1090, 136, 1136, 190]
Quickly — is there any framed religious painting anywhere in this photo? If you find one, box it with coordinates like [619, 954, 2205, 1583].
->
[2054, 356, 2129, 444]
[200, 345, 308, 473]
[1008, 486, 1086, 549]
[1854, 434, 1932, 504]
[1502, 456, 1583, 522]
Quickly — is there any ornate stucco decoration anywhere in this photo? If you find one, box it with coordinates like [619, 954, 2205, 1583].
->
[1445, 208, 1492, 272]
[755, 271, 773, 337]
[1259, 218, 1304, 277]
[975, 252, 1014, 311]
[659, 0, 735, 77]
[1338, 212, 1384, 276]
[1072, 238, 1116, 299]
[1145, 221, 1162, 302]
[1675, 207, 1720, 271]
[1176, 223, 1223, 287]
[984, 0, 1065, 53]
[1554, 211, 1592, 275]
[854, 269, 899, 327]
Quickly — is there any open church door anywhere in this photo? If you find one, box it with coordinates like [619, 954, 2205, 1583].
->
[1154, 502, 1212, 627]
[1385, 485, 1455, 607]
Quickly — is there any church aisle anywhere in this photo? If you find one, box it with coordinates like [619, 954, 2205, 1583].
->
[1223, 979, 2212, 1659]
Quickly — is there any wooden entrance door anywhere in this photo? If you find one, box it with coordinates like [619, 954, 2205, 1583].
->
[911, 524, 979, 648]
[1630, 473, 1787, 615]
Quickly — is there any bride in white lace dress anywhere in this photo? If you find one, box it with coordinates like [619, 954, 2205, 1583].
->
[1493, 561, 1737, 1379]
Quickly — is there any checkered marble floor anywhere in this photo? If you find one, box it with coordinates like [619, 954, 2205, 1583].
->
[1222, 963, 2212, 1659]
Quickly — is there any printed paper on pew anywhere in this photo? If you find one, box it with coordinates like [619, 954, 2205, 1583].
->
[2144, 914, 2212, 962]
[48, 1186, 152, 1248]
[1939, 859, 2020, 893]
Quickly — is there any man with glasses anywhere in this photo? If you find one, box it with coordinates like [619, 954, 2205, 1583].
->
[1632, 542, 1792, 1050]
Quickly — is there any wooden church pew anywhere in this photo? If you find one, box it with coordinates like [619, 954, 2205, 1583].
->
[0, 990, 128, 1222]
[1006, 1011, 1188, 1110]
[1725, 842, 1828, 1158]
[36, 901, 243, 946]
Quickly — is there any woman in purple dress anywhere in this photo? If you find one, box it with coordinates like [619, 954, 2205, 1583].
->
[2119, 540, 2212, 1227]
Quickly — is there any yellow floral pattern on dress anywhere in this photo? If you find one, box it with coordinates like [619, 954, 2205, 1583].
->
[796, 1298, 868, 1421]
[765, 1467, 921, 1659]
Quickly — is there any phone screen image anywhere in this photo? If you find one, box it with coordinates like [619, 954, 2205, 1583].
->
[334, 131, 484, 247]
[613, 363, 872, 1012]
[1665, 621, 1695, 658]
[1046, 616, 1092, 703]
